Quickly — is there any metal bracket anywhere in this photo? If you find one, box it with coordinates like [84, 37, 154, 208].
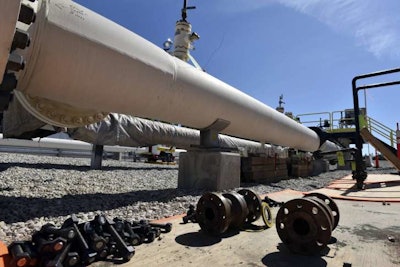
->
[90, 144, 104, 170]
[199, 118, 230, 149]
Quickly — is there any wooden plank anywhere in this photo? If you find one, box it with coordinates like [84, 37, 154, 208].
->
[241, 157, 286, 166]
[291, 164, 311, 177]
[241, 169, 288, 182]
[242, 170, 276, 180]
[241, 164, 287, 172]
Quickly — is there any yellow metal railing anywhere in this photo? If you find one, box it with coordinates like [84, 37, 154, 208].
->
[366, 116, 395, 147]
[296, 110, 396, 148]
[296, 112, 332, 129]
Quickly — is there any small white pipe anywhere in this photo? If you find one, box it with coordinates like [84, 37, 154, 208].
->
[0, 134, 146, 154]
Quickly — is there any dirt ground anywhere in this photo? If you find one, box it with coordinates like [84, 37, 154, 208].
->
[93, 193, 400, 267]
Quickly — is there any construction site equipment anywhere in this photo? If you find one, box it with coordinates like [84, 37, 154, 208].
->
[275, 193, 340, 255]
[6, 214, 173, 267]
[298, 70, 400, 189]
[194, 189, 272, 235]
[0, 0, 325, 153]
[297, 109, 396, 149]
[352, 68, 400, 188]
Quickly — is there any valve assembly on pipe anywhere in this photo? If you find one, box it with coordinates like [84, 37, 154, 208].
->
[0, 0, 323, 152]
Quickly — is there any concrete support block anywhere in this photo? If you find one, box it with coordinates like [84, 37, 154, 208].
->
[178, 151, 241, 191]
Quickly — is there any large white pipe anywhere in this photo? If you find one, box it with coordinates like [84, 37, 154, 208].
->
[4, 0, 321, 151]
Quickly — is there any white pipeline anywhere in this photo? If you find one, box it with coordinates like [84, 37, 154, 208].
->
[5, 0, 321, 152]
[0, 133, 145, 154]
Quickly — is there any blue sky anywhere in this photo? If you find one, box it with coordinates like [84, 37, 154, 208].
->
[75, 0, 400, 136]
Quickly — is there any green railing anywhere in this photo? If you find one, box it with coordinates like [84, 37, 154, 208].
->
[296, 110, 396, 148]
[366, 116, 395, 147]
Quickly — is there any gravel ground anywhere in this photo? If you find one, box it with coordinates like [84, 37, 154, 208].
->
[0, 152, 395, 245]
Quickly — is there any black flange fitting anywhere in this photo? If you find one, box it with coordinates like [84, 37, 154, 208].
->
[195, 189, 262, 235]
[275, 193, 340, 255]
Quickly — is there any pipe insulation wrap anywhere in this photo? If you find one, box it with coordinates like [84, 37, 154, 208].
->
[15, 0, 320, 151]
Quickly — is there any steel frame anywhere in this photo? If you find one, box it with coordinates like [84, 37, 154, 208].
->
[352, 67, 400, 188]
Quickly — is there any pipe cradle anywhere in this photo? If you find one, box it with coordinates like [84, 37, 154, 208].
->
[4, 0, 320, 151]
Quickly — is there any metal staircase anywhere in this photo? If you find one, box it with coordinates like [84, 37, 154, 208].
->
[360, 127, 400, 171]
[365, 116, 396, 154]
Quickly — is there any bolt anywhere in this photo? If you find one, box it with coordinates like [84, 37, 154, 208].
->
[8, 242, 31, 267]
[12, 29, 31, 51]
[73, 117, 83, 124]
[122, 221, 142, 246]
[6, 54, 25, 71]
[40, 223, 76, 240]
[65, 252, 80, 267]
[146, 231, 156, 243]
[95, 113, 104, 121]
[101, 215, 135, 260]
[0, 73, 17, 92]
[86, 116, 94, 124]
[148, 222, 173, 233]
[18, 4, 36, 25]
[62, 215, 98, 264]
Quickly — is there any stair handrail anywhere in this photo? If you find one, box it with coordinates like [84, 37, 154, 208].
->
[366, 116, 395, 147]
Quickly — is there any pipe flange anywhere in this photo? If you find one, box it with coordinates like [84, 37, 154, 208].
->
[304, 192, 340, 229]
[237, 189, 262, 223]
[276, 198, 333, 255]
[222, 192, 249, 228]
[196, 192, 231, 235]
[304, 196, 335, 232]
[0, 0, 22, 81]
[14, 91, 108, 127]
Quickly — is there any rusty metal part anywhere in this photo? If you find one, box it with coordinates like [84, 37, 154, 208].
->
[148, 222, 173, 233]
[196, 192, 231, 235]
[7, 214, 174, 266]
[222, 192, 249, 228]
[305, 192, 340, 229]
[304, 196, 334, 232]
[195, 189, 265, 235]
[8, 242, 33, 267]
[182, 204, 197, 224]
[276, 197, 334, 255]
[237, 189, 262, 223]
